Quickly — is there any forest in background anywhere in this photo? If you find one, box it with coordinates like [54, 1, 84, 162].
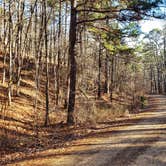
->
[0, 0, 166, 162]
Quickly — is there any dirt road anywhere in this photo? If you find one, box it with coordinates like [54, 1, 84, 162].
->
[7, 95, 166, 166]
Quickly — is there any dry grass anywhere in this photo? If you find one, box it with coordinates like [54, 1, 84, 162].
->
[74, 94, 131, 125]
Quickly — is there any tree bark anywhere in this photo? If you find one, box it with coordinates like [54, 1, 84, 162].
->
[67, 0, 77, 125]
[97, 43, 102, 99]
[110, 56, 114, 102]
[56, 0, 62, 105]
[104, 50, 109, 94]
[44, 0, 49, 126]
[164, 37, 166, 93]
[8, 0, 13, 106]
[2, 0, 6, 84]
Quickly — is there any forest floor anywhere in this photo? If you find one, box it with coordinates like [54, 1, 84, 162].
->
[0, 54, 135, 165]
[1, 95, 165, 166]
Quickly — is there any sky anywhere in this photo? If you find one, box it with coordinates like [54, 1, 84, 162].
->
[139, 19, 166, 33]
[126, 19, 165, 48]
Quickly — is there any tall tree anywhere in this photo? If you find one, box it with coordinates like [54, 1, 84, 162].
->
[44, 0, 49, 126]
[66, 0, 164, 124]
[67, 0, 77, 124]
[8, 0, 13, 105]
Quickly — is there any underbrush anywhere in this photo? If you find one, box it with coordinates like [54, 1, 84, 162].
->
[75, 98, 129, 125]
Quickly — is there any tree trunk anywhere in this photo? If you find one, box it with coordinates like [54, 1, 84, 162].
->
[16, 0, 24, 96]
[64, 1, 69, 109]
[104, 50, 109, 94]
[110, 56, 114, 102]
[67, 0, 77, 125]
[164, 37, 166, 93]
[56, 0, 62, 105]
[8, 0, 12, 106]
[150, 65, 153, 94]
[2, 0, 6, 84]
[97, 43, 102, 99]
[44, 0, 49, 126]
